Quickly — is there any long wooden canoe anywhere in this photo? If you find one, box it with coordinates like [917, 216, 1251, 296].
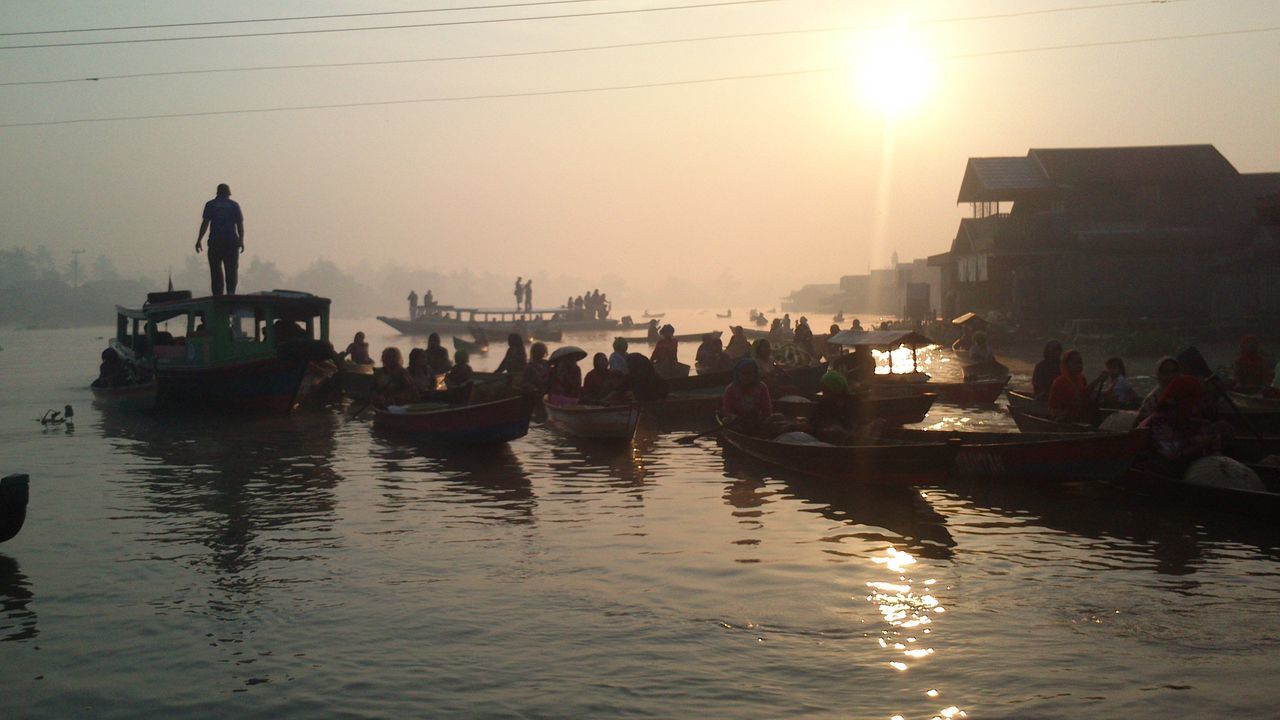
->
[544, 395, 642, 440]
[617, 330, 721, 344]
[373, 394, 534, 443]
[1119, 466, 1280, 521]
[887, 427, 1148, 482]
[774, 393, 938, 427]
[718, 427, 959, 485]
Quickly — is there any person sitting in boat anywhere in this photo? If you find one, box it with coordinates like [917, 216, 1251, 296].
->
[722, 358, 777, 436]
[1232, 335, 1273, 390]
[1031, 340, 1063, 401]
[951, 324, 974, 354]
[1139, 374, 1221, 472]
[823, 324, 843, 362]
[645, 319, 660, 342]
[518, 342, 551, 394]
[726, 326, 751, 360]
[494, 333, 528, 376]
[851, 318, 864, 333]
[767, 318, 785, 343]
[339, 332, 374, 365]
[93, 348, 133, 388]
[581, 353, 616, 403]
[446, 350, 473, 387]
[548, 347, 584, 398]
[609, 337, 630, 374]
[1047, 350, 1106, 423]
[695, 333, 729, 374]
[624, 353, 668, 402]
[962, 331, 1009, 381]
[809, 370, 865, 445]
[651, 325, 679, 370]
[425, 333, 452, 375]
[1136, 357, 1181, 424]
[273, 319, 307, 344]
[751, 339, 780, 387]
[782, 314, 792, 332]
[1100, 357, 1137, 406]
[407, 348, 438, 392]
[373, 347, 419, 407]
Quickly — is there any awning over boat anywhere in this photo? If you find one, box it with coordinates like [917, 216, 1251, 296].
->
[951, 312, 987, 327]
[828, 330, 935, 348]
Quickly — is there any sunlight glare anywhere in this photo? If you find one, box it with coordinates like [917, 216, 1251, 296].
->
[856, 25, 936, 118]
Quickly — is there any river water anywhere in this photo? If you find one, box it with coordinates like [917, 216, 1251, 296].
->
[2, 310, 1279, 719]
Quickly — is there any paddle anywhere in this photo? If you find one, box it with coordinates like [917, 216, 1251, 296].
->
[675, 416, 741, 445]
[346, 398, 372, 420]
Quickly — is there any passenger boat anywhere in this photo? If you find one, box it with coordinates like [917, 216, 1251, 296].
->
[829, 329, 1006, 404]
[543, 395, 643, 440]
[0, 474, 29, 543]
[617, 330, 720, 345]
[373, 394, 535, 443]
[718, 425, 959, 485]
[452, 336, 489, 356]
[108, 290, 334, 414]
[886, 428, 1148, 482]
[378, 305, 618, 336]
[642, 311, 665, 318]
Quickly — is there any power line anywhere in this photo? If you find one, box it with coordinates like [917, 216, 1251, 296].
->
[1, 0, 608, 36]
[2, 25, 1273, 129]
[0, 0, 777, 51]
[0, 0, 1197, 87]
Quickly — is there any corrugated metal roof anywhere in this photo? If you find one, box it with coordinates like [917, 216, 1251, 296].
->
[1028, 144, 1236, 185]
[956, 157, 1050, 203]
[829, 330, 935, 347]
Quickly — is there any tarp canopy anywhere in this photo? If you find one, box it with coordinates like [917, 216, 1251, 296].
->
[828, 330, 935, 348]
[951, 312, 988, 327]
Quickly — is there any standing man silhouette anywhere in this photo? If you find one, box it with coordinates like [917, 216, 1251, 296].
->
[407, 290, 419, 320]
[514, 277, 524, 311]
[195, 183, 244, 295]
[523, 279, 533, 313]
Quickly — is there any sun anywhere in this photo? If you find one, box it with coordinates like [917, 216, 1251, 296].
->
[855, 26, 936, 118]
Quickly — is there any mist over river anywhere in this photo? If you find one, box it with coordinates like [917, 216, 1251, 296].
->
[2, 312, 1279, 719]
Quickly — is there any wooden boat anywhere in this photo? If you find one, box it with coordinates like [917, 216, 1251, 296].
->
[642, 311, 665, 318]
[0, 474, 29, 543]
[89, 378, 157, 409]
[1227, 391, 1280, 411]
[617, 330, 720, 345]
[1006, 389, 1132, 419]
[544, 395, 642, 440]
[656, 362, 691, 379]
[373, 394, 534, 443]
[452, 335, 489, 354]
[926, 377, 1010, 405]
[530, 327, 563, 343]
[641, 392, 723, 423]
[718, 426, 959, 485]
[886, 428, 1148, 482]
[109, 290, 334, 414]
[1120, 466, 1280, 521]
[1010, 408, 1096, 434]
[774, 393, 938, 427]
[378, 305, 618, 336]
[716, 311, 732, 318]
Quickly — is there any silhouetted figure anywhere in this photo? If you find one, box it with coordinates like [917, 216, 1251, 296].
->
[514, 277, 524, 311]
[195, 183, 244, 295]
[523, 279, 533, 312]
[407, 290, 418, 320]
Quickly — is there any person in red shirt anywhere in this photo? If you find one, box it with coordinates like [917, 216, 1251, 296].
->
[1047, 350, 1105, 423]
[651, 324, 679, 368]
[722, 358, 774, 434]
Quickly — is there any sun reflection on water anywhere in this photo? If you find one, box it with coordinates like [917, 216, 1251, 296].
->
[866, 546, 968, 720]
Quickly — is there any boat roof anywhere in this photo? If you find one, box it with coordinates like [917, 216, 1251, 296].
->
[828, 330, 935, 348]
[117, 289, 330, 319]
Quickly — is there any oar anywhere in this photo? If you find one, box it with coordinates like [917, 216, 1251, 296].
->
[675, 417, 741, 445]
[346, 398, 372, 420]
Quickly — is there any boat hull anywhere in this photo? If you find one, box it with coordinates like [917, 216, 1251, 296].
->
[889, 428, 1147, 482]
[1120, 468, 1280, 521]
[720, 429, 958, 485]
[0, 474, 29, 544]
[90, 380, 157, 410]
[156, 356, 307, 414]
[378, 315, 618, 336]
[373, 395, 533, 443]
[544, 396, 642, 440]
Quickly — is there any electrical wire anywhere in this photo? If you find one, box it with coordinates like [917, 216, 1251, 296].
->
[2, 25, 1274, 129]
[0, 0, 778, 51]
[0, 0, 1199, 87]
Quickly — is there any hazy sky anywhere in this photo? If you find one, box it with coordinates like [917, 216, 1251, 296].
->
[2, 0, 1277, 305]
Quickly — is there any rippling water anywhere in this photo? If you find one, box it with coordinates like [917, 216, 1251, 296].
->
[3, 313, 1280, 719]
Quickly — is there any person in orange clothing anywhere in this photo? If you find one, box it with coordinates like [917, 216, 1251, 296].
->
[1047, 350, 1106, 423]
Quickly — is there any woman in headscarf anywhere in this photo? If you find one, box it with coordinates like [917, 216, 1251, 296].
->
[1100, 356, 1136, 406]
[609, 337, 630, 374]
[548, 350, 583, 398]
[581, 353, 615, 403]
[1047, 350, 1106, 423]
[695, 332, 728, 374]
[445, 349, 473, 387]
[722, 357, 773, 434]
[651, 324, 679, 369]
[1140, 374, 1217, 469]
[1032, 340, 1063, 401]
[340, 331, 373, 365]
[809, 370, 861, 444]
[494, 333, 527, 375]
[424, 333, 452, 375]
[372, 347, 419, 407]
[519, 342, 551, 394]
[1136, 356, 1181, 423]
[725, 326, 751, 360]
[406, 347, 437, 392]
[1232, 335, 1272, 390]
[624, 352, 669, 402]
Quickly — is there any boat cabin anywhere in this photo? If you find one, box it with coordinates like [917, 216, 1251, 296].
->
[113, 290, 331, 368]
[828, 330, 937, 377]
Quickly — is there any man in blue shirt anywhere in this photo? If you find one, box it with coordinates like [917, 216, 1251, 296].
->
[195, 183, 244, 295]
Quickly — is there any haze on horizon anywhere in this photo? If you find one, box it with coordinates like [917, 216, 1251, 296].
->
[1, 0, 1277, 310]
